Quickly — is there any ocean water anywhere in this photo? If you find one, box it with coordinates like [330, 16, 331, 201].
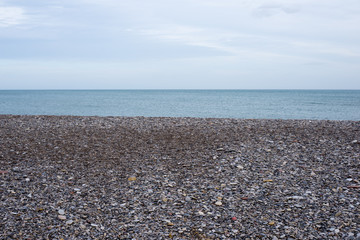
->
[0, 90, 359, 120]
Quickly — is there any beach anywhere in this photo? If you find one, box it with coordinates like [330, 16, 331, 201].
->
[1, 115, 359, 239]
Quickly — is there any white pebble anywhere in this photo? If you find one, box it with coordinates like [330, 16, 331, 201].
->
[66, 220, 73, 225]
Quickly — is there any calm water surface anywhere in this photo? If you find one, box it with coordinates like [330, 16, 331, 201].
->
[0, 90, 359, 120]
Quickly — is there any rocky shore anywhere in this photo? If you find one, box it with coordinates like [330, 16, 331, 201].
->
[1, 115, 359, 239]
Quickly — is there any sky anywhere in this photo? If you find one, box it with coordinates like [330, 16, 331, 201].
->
[0, 0, 360, 89]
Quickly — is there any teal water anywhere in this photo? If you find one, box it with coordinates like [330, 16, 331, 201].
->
[0, 90, 359, 120]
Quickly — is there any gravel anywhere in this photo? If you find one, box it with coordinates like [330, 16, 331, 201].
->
[0, 115, 359, 239]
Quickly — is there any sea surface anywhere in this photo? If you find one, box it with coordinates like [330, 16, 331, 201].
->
[0, 90, 359, 120]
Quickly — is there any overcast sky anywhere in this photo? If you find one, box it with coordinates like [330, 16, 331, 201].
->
[0, 0, 359, 89]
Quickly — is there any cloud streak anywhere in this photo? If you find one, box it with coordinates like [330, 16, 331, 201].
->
[134, 23, 360, 64]
[0, 6, 26, 27]
[253, 4, 300, 17]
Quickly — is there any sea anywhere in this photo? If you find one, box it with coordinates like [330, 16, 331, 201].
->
[0, 90, 359, 120]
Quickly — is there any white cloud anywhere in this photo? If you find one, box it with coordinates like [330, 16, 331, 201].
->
[0, 6, 26, 27]
[134, 23, 360, 65]
[253, 4, 300, 17]
[137, 25, 245, 56]
[292, 41, 360, 58]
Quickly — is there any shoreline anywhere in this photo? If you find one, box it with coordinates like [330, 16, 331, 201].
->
[2, 113, 359, 121]
[1, 115, 359, 239]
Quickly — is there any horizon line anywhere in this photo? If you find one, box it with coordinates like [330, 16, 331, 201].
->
[1, 88, 360, 91]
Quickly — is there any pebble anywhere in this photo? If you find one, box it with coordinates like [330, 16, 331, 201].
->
[287, 196, 305, 200]
[65, 220, 73, 225]
[198, 211, 205, 216]
[1, 115, 359, 239]
[263, 179, 273, 183]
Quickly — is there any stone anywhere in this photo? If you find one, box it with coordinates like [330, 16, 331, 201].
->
[263, 179, 273, 183]
[128, 176, 137, 181]
[237, 165, 244, 170]
[287, 196, 305, 200]
[66, 220, 73, 225]
[2, 115, 359, 239]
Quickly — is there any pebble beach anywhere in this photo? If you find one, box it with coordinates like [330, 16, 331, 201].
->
[1, 115, 359, 239]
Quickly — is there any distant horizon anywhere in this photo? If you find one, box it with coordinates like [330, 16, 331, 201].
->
[1, 88, 360, 91]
